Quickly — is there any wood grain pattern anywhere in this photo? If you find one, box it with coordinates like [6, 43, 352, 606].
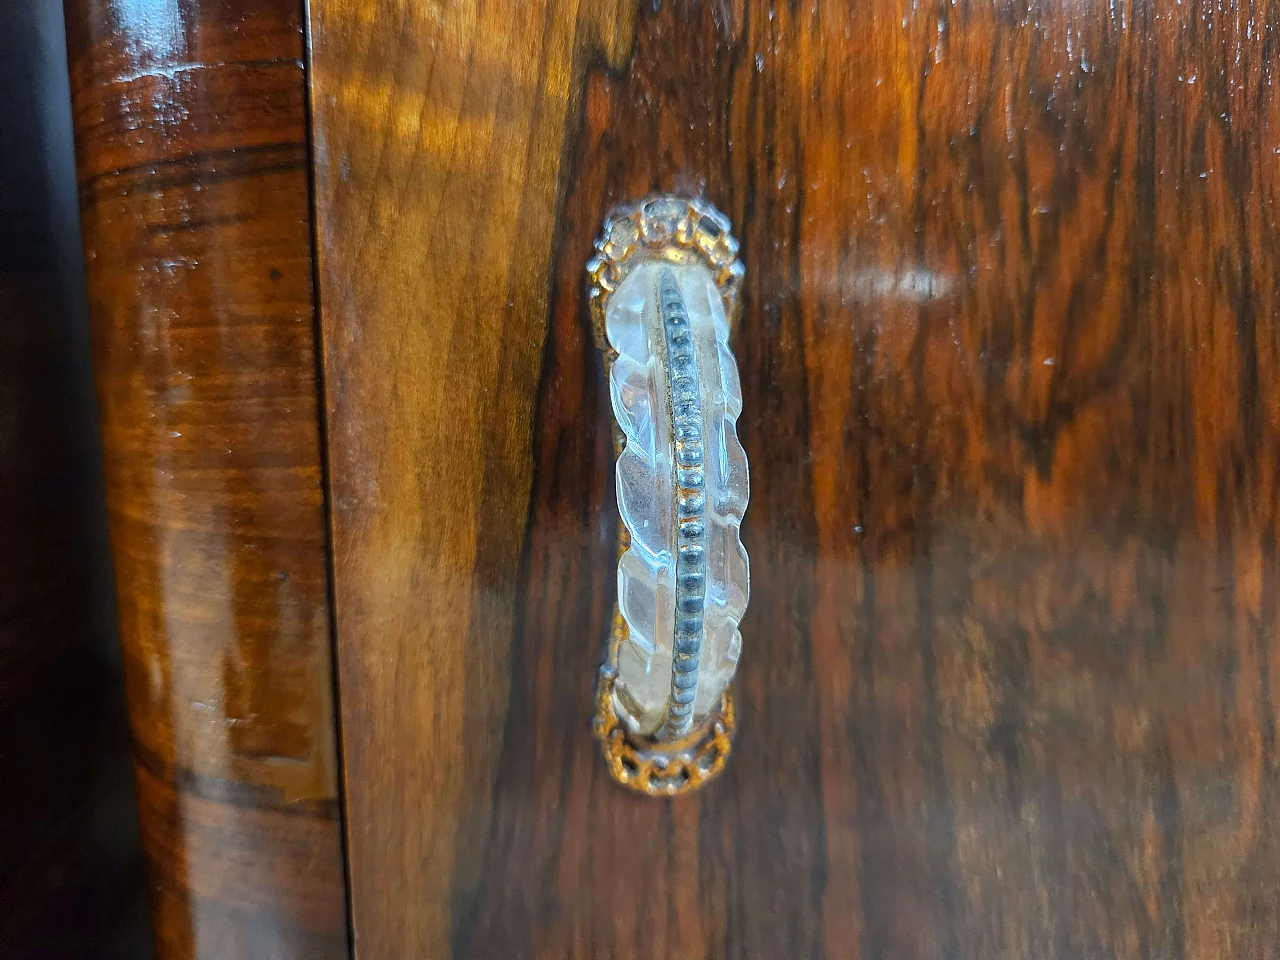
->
[0, 2, 147, 954]
[308, 3, 634, 957]
[312, 0, 1280, 957]
[63, 0, 350, 956]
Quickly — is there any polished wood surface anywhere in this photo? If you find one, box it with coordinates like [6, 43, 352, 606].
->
[309, 2, 635, 955]
[64, 0, 350, 956]
[0, 2, 147, 955]
[312, 0, 1280, 957]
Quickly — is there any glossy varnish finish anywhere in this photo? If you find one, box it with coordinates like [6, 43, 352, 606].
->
[312, 0, 1280, 957]
[64, 0, 350, 956]
[309, 3, 634, 956]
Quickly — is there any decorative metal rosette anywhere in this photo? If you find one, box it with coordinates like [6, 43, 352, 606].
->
[586, 195, 745, 355]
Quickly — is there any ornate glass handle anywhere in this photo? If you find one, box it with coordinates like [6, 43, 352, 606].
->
[587, 196, 750, 797]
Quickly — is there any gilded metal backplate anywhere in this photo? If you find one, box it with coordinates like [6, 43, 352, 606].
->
[587, 195, 744, 356]
[587, 195, 744, 798]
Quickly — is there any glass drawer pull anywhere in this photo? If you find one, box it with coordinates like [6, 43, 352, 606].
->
[586, 195, 750, 797]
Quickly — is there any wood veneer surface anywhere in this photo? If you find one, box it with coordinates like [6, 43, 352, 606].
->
[311, 0, 1280, 957]
[64, 0, 351, 956]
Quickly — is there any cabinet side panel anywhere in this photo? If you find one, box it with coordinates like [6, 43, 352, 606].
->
[63, 0, 351, 956]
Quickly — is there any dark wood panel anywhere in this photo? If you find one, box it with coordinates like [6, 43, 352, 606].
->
[308, 3, 634, 957]
[63, 0, 351, 956]
[0, 3, 147, 955]
[312, 0, 1280, 957]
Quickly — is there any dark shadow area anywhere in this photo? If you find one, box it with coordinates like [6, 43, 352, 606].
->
[0, 0, 150, 956]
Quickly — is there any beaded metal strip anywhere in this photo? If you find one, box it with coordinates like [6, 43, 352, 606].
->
[658, 268, 707, 740]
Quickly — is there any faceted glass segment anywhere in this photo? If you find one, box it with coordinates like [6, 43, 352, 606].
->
[606, 260, 750, 736]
